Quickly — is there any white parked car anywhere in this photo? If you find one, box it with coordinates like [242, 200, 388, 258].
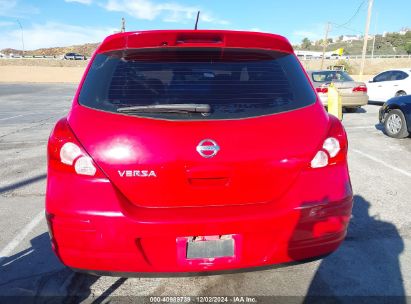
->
[367, 69, 411, 103]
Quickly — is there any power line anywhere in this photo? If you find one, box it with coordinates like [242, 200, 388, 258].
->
[330, 22, 363, 35]
[334, 0, 366, 29]
[326, 1, 366, 38]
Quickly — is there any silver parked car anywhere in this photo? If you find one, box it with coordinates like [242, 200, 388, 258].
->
[63, 52, 86, 60]
[307, 70, 369, 112]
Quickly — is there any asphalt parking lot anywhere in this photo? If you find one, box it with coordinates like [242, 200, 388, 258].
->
[1, 83, 411, 302]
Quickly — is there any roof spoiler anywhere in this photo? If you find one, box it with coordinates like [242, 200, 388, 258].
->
[97, 30, 294, 54]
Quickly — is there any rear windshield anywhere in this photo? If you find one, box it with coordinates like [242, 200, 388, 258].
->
[311, 70, 353, 83]
[79, 48, 316, 120]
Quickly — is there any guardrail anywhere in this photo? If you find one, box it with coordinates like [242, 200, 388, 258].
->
[0, 55, 59, 59]
[346, 55, 411, 59]
[0, 55, 89, 60]
[1, 54, 410, 61]
[297, 54, 411, 60]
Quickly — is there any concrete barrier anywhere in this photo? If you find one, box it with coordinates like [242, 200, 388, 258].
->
[0, 66, 85, 83]
[0, 56, 407, 83]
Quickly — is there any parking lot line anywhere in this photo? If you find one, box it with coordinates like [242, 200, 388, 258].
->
[345, 126, 376, 129]
[0, 110, 69, 123]
[0, 210, 45, 263]
[352, 148, 411, 178]
[0, 115, 24, 121]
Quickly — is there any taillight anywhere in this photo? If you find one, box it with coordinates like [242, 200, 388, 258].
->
[48, 118, 103, 177]
[74, 156, 97, 176]
[310, 115, 348, 169]
[60, 142, 82, 165]
[316, 87, 329, 94]
[352, 85, 367, 93]
[311, 150, 329, 168]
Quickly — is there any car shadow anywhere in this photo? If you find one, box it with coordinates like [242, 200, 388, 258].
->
[368, 100, 384, 106]
[374, 123, 411, 138]
[343, 108, 367, 114]
[0, 174, 47, 194]
[303, 195, 405, 302]
[375, 122, 385, 132]
[0, 232, 127, 303]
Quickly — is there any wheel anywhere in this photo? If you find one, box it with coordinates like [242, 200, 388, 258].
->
[345, 107, 358, 113]
[395, 91, 407, 97]
[384, 109, 409, 138]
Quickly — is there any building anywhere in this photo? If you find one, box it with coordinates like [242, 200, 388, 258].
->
[342, 35, 361, 42]
[399, 27, 410, 35]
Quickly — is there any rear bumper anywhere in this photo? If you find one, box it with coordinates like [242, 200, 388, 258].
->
[319, 94, 369, 107]
[46, 164, 353, 273]
[72, 254, 330, 277]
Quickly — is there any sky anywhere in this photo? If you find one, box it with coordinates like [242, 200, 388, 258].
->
[0, 0, 410, 50]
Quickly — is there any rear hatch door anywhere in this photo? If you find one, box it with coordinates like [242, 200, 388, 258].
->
[70, 105, 327, 208]
[70, 46, 327, 208]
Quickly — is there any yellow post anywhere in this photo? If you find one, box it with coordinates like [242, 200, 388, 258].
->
[327, 83, 342, 120]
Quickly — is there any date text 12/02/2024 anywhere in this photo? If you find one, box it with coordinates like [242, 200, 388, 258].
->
[149, 296, 258, 303]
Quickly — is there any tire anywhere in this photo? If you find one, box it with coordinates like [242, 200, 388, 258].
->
[395, 91, 407, 97]
[384, 109, 409, 138]
[345, 107, 358, 113]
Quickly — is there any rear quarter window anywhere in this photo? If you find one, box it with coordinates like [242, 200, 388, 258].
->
[311, 71, 353, 83]
[79, 48, 316, 120]
[391, 71, 409, 81]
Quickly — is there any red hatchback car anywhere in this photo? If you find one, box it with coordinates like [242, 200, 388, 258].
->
[46, 30, 353, 274]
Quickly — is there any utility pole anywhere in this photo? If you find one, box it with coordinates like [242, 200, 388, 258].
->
[320, 22, 331, 70]
[371, 11, 378, 59]
[16, 20, 25, 56]
[371, 35, 376, 58]
[359, 0, 374, 79]
[121, 17, 126, 33]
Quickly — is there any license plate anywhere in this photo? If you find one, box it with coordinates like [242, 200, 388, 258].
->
[186, 235, 234, 259]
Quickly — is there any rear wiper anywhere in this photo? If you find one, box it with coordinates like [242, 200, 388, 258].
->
[117, 104, 211, 114]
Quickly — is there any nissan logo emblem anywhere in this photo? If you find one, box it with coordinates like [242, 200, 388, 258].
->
[196, 139, 220, 158]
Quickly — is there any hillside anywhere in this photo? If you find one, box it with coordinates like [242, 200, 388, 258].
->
[1, 43, 99, 57]
[295, 31, 411, 55]
[2, 31, 411, 57]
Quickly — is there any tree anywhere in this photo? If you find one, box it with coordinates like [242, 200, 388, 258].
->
[405, 43, 411, 55]
[301, 37, 312, 49]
